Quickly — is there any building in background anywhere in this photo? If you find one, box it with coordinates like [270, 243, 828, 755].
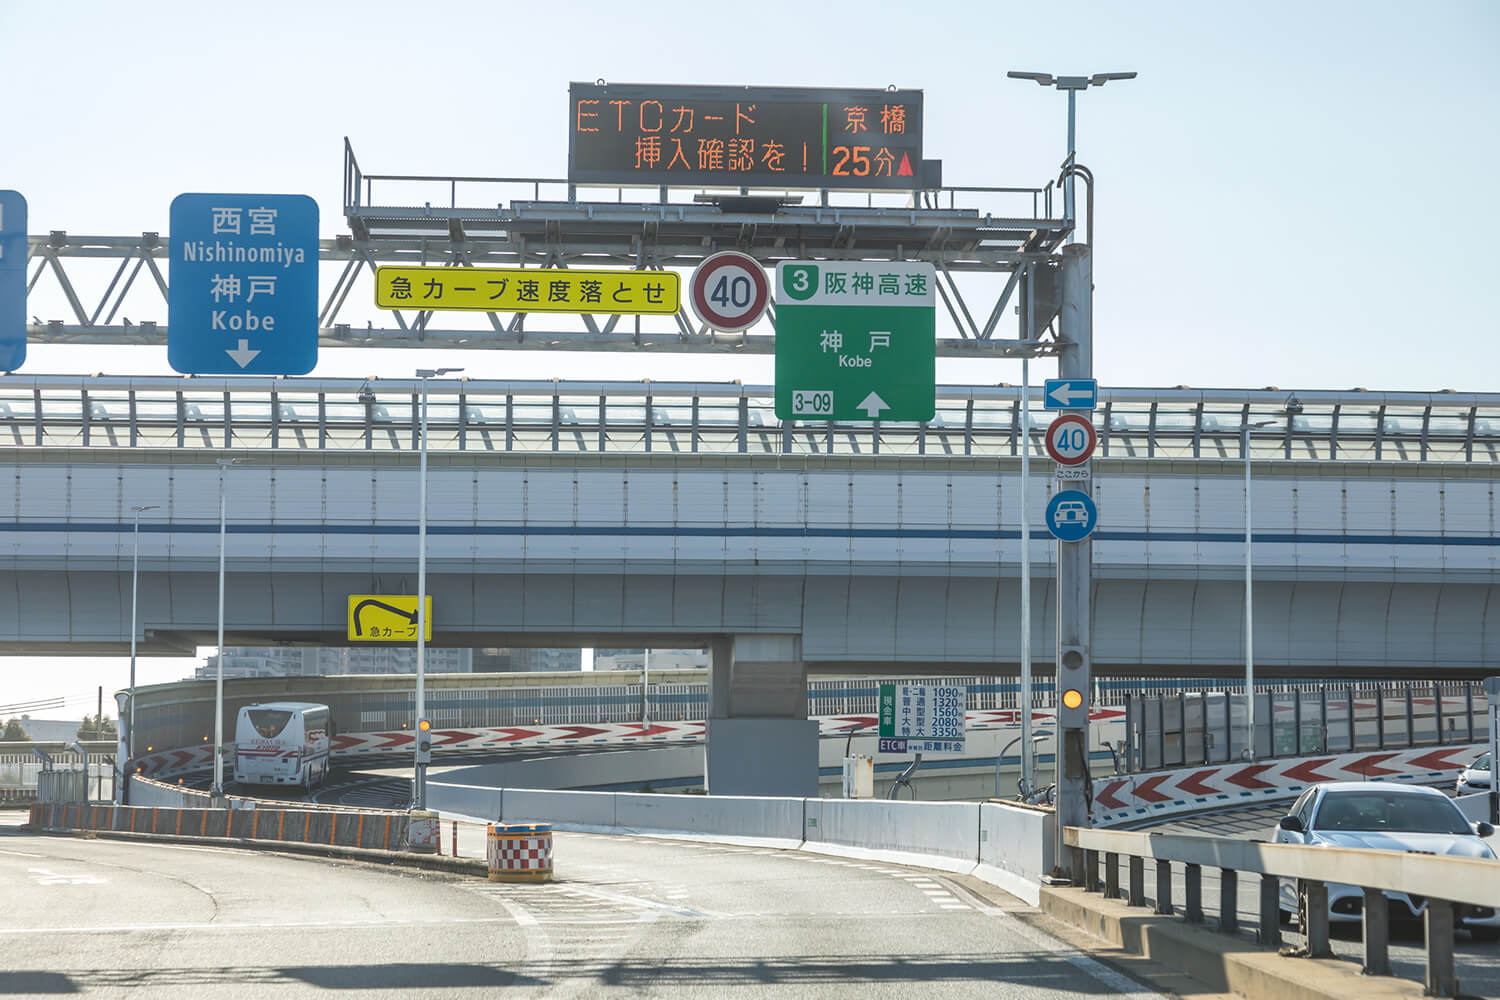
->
[471, 648, 584, 673]
[200, 646, 585, 679]
[199, 647, 473, 679]
[592, 648, 709, 671]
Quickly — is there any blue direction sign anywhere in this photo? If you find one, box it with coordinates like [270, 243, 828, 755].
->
[0, 190, 26, 371]
[1045, 488, 1098, 542]
[168, 193, 318, 375]
[1044, 378, 1097, 410]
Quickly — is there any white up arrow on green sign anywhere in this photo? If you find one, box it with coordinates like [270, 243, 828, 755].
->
[774, 261, 936, 422]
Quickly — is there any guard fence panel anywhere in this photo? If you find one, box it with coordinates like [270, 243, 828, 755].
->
[29, 801, 410, 851]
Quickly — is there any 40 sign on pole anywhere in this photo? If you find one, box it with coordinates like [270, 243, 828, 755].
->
[689, 251, 770, 332]
[1044, 413, 1096, 466]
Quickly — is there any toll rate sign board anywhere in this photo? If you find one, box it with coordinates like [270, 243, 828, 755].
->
[877, 683, 966, 754]
[167, 193, 319, 375]
[774, 261, 935, 422]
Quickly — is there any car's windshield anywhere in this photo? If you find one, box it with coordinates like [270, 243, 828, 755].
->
[1313, 790, 1472, 835]
[1473, 753, 1492, 772]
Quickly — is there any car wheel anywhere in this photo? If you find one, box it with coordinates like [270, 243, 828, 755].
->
[1296, 880, 1309, 932]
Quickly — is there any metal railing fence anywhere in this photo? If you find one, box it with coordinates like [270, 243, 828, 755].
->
[1063, 825, 1499, 997]
[1121, 682, 1491, 773]
[1, 377, 1495, 464]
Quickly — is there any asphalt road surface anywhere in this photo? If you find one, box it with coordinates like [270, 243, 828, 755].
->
[0, 816, 1163, 1000]
[1139, 804, 1500, 997]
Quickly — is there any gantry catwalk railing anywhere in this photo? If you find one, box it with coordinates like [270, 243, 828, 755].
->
[0, 378, 1495, 463]
[18, 139, 1069, 356]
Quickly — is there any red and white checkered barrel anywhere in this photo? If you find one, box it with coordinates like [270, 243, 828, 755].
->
[487, 823, 553, 882]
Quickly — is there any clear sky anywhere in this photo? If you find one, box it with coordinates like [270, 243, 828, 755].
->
[1, 0, 1497, 715]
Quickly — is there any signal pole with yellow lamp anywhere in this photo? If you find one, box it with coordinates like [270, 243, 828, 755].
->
[1053, 244, 1094, 882]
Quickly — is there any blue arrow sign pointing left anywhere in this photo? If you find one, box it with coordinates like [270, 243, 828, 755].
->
[1044, 378, 1097, 410]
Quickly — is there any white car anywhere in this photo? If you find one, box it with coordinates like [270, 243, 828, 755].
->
[1273, 782, 1498, 941]
[1456, 752, 1492, 794]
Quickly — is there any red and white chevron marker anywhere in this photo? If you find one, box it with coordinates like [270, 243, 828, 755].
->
[1089, 741, 1487, 827]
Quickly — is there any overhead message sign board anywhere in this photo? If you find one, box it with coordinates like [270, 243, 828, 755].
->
[375, 266, 679, 315]
[774, 261, 935, 422]
[569, 83, 924, 190]
[0, 190, 26, 371]
[347, 595, 432, 642]
[878, 683, 966, 754]
[168, 193, 319, 375]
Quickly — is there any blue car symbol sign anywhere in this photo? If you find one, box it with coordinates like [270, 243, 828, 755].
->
[1045, 489, 1098, 542]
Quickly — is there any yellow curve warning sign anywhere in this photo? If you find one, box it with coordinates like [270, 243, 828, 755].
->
[374, 266, 680, 315]
[347, 595, 432, 642]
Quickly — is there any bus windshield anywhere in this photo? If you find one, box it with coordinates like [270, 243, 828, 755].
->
[246, 708, 294, 739]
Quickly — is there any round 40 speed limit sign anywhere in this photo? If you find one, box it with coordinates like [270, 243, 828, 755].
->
[1045, 413, 1097, 466]
[689, 251, 770, 332]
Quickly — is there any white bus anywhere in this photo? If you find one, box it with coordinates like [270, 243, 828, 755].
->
[232, 702, 332, 789]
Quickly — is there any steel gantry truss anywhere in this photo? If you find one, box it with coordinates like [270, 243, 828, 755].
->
[17, 140, 1077, 360]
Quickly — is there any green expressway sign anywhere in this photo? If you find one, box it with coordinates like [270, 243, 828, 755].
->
[774, 261, 935, 422]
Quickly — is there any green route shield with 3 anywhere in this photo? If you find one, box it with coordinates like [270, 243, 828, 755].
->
[774, 261, 935, 421]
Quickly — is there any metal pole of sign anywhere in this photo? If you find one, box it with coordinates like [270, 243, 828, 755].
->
[1054, 243, 1093, 882]
[413, 367, 461, 812]
[1019, 264, 1034, 797]
[122, 504, 158, 805]
[642, 648, 650, 726]
[1243, 424, 1255, 763]
[1487, 676, 1499, 825]
[213, 459, 248, 800]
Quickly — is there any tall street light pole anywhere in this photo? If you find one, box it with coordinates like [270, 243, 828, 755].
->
[1007, 69, 1134, 804]
[1239, 397, 1301, 763]
[213, 459, 249, 799]
[1007, 71, 1135, 244]
[125, 503, 158, 801]
[414, 367, 462, 811]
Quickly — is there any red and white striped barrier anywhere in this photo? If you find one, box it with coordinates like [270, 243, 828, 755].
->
[135, 707, 1128, 778]
[1090, 743, 1485, 827]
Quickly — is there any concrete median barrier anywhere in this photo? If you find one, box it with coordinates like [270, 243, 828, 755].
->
[614, 792, 804, 846]
[803, 799, 981, 873]
[978, 801, 1055, 905]
[500, 788, 616, 830]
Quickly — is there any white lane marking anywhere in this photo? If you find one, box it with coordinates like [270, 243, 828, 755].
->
[27, 867, 107, 886]
[499, 900, 539, 927]
[0, 916, 517, 936]
[0, 848, 46, 858]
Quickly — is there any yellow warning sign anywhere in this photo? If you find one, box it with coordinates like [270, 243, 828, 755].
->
[347, 595, 432, 642]
[374, 266, 680, 315]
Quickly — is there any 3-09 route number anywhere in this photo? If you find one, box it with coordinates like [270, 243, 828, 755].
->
[792, 390, 833, 416]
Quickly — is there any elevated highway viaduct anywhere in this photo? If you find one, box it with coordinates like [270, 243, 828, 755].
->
[3, 377, 1496, 794]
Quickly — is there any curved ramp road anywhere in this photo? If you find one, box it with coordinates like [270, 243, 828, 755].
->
[0, 825, 1162, 999]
